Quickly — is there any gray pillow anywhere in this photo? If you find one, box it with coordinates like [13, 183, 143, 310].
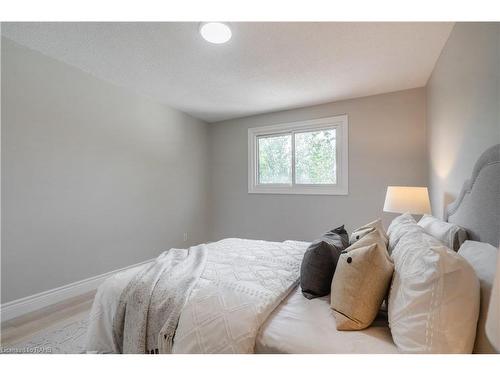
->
[300, 225, 349, 299]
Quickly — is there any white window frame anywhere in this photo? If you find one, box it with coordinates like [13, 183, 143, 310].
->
[248, 115, 348, 195]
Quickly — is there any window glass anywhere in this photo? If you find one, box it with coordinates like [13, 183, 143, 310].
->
[258, 134, 292, 184]
[294, 129, 336, 184]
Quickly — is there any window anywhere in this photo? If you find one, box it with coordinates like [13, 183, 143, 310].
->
[248, 115, 348, 195]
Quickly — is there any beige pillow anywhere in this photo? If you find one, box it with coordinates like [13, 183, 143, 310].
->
[349, 218, 388, 246]
[330, 230, 394, 330]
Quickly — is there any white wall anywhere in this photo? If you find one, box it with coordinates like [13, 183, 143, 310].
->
[427, 23, 500, 218]
[208, 88, 427, 242]
[1, 38, 210, 303]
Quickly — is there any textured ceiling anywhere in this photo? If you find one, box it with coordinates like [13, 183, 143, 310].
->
[2, 22, 453, 122]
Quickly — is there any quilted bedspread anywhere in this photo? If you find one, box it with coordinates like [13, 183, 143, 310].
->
[85, 238, 308, 354]
[172, 238, 308, 353]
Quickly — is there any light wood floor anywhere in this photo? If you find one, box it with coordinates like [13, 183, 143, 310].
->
[1, 291, 96, 347]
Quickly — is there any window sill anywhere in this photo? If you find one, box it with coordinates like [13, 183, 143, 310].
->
[248, 185, 348, 195]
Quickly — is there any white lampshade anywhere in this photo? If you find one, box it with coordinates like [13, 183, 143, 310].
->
[383, 186, 431, 215]
[486, 252, 500, 351]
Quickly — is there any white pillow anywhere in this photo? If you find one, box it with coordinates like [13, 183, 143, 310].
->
[458, 240, 499, 353]
[389, 228, 480, 353]
[386, 213, 421, 253]
[418, 214, 468, 251]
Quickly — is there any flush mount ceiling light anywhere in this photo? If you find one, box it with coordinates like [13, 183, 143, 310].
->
[199, 22, 232, 44]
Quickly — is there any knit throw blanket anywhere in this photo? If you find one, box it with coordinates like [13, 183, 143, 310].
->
[112, 245, 207, 354]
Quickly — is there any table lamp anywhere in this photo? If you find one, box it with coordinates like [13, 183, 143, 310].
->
[383, 186, 431, 216]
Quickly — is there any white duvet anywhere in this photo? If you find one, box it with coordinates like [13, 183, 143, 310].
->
[85, 238, 309, 353]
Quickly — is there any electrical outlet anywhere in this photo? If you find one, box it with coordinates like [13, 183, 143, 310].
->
[183, 232, 188, 242]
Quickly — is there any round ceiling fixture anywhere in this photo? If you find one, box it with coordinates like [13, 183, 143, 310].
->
[199, 22, 232, 44]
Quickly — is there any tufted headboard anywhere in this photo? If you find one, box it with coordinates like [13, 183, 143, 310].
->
[445, 144, 500, 247]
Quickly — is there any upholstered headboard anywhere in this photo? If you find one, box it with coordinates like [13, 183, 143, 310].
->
[445, 144, 500, 247]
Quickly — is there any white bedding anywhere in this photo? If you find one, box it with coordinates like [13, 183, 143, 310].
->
[255, 287, 398, 354]
[85, 238, 309, 353]
[85, 253, 397, 354]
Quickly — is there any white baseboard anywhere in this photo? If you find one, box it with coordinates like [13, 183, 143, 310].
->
[1, 258, 154, 322]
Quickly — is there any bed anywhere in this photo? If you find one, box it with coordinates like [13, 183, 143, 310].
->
[85, 144, 500, 354]
[255, 287, 397, 354]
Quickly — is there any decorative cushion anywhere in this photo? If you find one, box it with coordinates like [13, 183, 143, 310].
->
[458, 240, 499, 353]
[386, 213, 421, 253]
[389, 228, 480, 353]
[418, 214, 468, 251]
[300, 225, 349, 299]
[349, 218, 388, 246]
[330, 230, 394, 330]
